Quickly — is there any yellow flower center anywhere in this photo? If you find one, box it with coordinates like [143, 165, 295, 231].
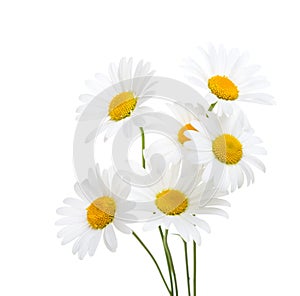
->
[212, 134, 243, 165]
[177, 123, 198, 144]
[86, 196, 116, 229]
[208, 75, 239, 101]
[108, 91, 137, 121]
[155, 189, 188, 216]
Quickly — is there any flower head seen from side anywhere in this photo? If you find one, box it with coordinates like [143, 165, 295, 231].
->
[144, 102, 206, 164]
[77, 57, 155, 140]
[184, 110, 267, 192]
[134, 161, 229, 244]
[184, 45, 274, 116]
[56, 167, 135, 259]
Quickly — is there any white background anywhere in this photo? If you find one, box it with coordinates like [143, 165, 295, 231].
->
[0, 0, 299, 295]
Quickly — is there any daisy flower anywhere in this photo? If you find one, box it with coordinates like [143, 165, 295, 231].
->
[77, 57, 155, 140]
[184, 44, 274, 116]
[134, 161, 229, 244]
[184, 111, 267, 192]
[144, 102, 206, 164]
[56, 166, 135, 259]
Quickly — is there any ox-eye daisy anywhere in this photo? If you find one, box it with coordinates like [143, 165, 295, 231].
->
[77, 57, 155, 140]
[144, 103, 206, 164]
[56, 167, 135, 259]
[184, 45, 274, 116]
[134, 161, 229, 244]
[184, 111, 267, 192]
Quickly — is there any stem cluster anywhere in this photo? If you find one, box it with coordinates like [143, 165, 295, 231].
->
[132, 127, 198, 295]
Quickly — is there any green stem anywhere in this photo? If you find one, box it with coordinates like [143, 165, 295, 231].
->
[132, 232, 171, 294]
[139, 127, 146, 169]
[159, 226, 174, 295]
[137, 129, 172, 294]
[184, 241, 191, 296]
[193, 241, 197, 296]
[165, 229, 178, 296]
[208, 101, 217, 112]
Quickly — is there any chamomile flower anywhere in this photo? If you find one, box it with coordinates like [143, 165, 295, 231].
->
[184, 45, 274, 116]
[145, 104, 205, 163]
[184, 111, 267, 192]
[77, 57, 155, 140]
[134, 161, 229, 244]
[56, 167, 135, 259]
[144, 103, 205, 164]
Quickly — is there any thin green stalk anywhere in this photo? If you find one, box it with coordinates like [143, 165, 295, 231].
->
[193, 241, 197, 296]
[132, 232, 171, 294]
[165, 229, 178, 296]
[159, 226, 174, 295]
[208, 101, 217, 111]
[137, 128, 172, 294]
[139, 127, 146, 169]
[184, 241, 191, 296]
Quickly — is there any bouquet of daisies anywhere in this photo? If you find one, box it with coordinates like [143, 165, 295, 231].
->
[56, 45, 273, 295]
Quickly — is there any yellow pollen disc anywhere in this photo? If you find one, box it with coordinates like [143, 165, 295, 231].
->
[86, 196, 116, 229]
[212, 134, 243, 165]
[208, 75, 239, 101]
[177, 123, 198, 144]
[108, 91, 137, 121]
[155, 189, 188, 216]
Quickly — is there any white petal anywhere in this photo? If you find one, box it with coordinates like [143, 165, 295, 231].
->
[189, 120, 203, 132]
[95, 72, 111, 84]
[216, 44, 227, 74]
[103, 224, 118, 252]
[58, 225, 81, 238]
[233, 64, 261, 84]
[79, 94, 94, 103]
[212, 160, 227, 188]
[103, 121, 120, 140]
[108, 62, 118, 83]
[201, 161, 213, 182]
[55, 216, 86, 226]
[240, 78, 270, 92]
[183, 215, 211, 233]
[236, 165, 245, 189]
[78, 231, 95, 260]
[186, 75, 207, 88]
[184, 132, 212, 151]
[239, 161, 254, 185]
[228, 166, 238, 192]
[88, 231, 102, 257]
[56, 207, 83, 217]
[204, 198, 230, 207]
[229, 52, 249, 78]
[243, 145, 267, 155]
[195, 207, 228, 218]
[134, 60, 144, 77]
[74, 182, 87, 200]
[63, 198, 85, 209]
[192, 151, 215, 164]
[207, 44, 218, 74]
[172, 218, 190, 242]
[183, 57, 208, 82]
[239, 93, 275, 105]
[143, 217, 164, 231]
[188, 225, 202, 245]
[243, 135, 263, 146]
[61, 225, 89, 245]
[85, 80, 103, 93]
[72, 237, 81, 255]
[113, 220, 132, 234]
[197, 46, 213, 75]
[219, 100, 234, 117]
[244, 155, 266, 172]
